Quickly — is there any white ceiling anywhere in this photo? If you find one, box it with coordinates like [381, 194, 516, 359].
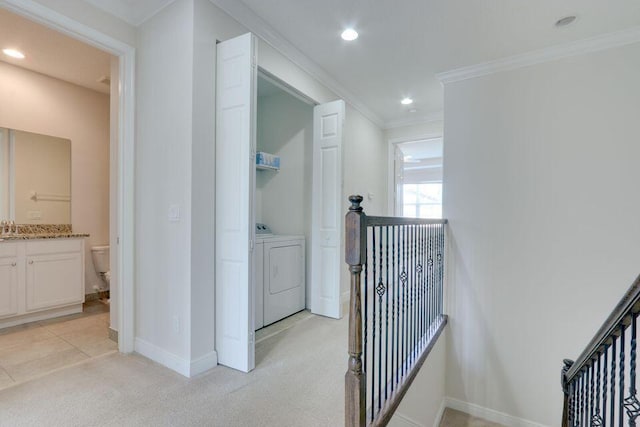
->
[0, 8, 113, 94]
[33, 0, 640, 125]
[82, 0, 175, 26]
[399, 139, 443, 161]
[236, 0, 640, 126]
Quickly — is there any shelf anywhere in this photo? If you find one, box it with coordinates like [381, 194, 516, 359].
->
[256, 164, 280, 171]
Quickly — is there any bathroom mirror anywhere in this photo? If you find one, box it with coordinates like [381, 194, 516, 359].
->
[0, 127, 71, 224]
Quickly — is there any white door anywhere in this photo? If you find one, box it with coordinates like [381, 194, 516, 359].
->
[311, 100, 345, 319]
[215, 33, 257, 373]
[394, 146, 405, 216]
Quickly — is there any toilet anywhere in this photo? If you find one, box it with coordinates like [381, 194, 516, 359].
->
[91, 245, 110, 286]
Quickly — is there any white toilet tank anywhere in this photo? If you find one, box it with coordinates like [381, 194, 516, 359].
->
[91, 245, 110, 273]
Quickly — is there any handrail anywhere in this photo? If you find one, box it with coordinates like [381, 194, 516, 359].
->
[365, 216, 448, 226]
[560, 273, 640, 426]
[565, 274, 640, 382]
[345, 195, 448, 427]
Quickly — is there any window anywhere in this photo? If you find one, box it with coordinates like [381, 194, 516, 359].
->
[403, 182, 442, 219]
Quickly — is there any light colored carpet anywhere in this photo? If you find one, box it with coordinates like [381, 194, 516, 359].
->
[0, 313, 347, 427]
[440, 408, 505, 427]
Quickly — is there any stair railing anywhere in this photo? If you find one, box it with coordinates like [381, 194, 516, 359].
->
[561, 274, 640, 426]
[345, 195, 448, 427]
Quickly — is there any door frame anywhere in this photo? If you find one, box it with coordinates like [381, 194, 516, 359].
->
[387, 134, 442, 216]
[0, 0, 137, 352]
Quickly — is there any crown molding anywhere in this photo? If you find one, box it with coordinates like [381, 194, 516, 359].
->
[437, 25, 640, 84]
[383, 111, 444, 130]
[209, 0, 385, 128]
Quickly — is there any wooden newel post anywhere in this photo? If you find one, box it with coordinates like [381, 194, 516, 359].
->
[561, 359, 574, 427]
[345, 195, 366, 427]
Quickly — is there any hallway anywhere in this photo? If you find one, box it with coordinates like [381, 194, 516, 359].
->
[0, 313, 346, 426]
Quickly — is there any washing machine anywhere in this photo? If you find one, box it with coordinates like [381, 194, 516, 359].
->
[254, 224, 306, 329]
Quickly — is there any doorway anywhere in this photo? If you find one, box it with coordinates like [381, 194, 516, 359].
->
[388, 137, 443, 218]
[0, 1, 135, 354]
[215, 33, 345, 372]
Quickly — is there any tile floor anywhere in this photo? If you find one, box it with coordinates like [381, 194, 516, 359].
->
[0, 300, 116, 390]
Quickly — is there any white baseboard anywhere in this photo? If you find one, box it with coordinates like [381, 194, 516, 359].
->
[134, 338, 190, 377]
[189, 350, 218, 377]
[433, 399, 446, 427]
[445, 397, 550, 427]
[134, 338, 218, 378]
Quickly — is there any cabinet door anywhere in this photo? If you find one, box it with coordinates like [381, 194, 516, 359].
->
[0, 258, 19, 318]
[25, 252, 83, 312]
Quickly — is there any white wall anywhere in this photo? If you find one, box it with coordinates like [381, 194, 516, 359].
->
[341, 105, 388, 300]
[389, 329, 446, 427]
[256, 89, 313, 305]
[0, 60, 110, 295]
[135, 0, 194, 365]
[256, 91, 313, 235]
[443, 42, 640, 425]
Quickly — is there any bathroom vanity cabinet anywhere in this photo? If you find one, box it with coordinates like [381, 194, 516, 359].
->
[0, 238, 85, 328]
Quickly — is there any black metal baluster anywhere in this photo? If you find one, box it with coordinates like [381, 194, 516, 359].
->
[377, 227, 383, 413]
[402, 224, 408, 378]
[604, 348, 609, 426]
[420, 224, 425, 345]
[580, 371, 584, 427]
[620, 325, 626, 427]
[384, 226, 390, 401]
[424, 224, 429, 338]
[612, 338, 617, 427]
[432, 224, 437, 330]
[419, 225, 429, 348]
[438, 224, 447, 316]
[371, 226, 376, 421]
[625, 314, 640, 426]
[589, 359, 595, 424]
[395, 225, 400, 384]
[578, 371, 584, 425]
[411, 225, 418, 366]
[595, 356, 602, 426]
[391, 226, 396, 393]
[363, 226, 368, 415]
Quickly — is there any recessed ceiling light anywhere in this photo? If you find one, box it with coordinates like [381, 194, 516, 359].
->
[341, 29, 358, 41]
[401, 98, 413, 105]
[2, 48, 25, 59]
[555, 16, 577, 28]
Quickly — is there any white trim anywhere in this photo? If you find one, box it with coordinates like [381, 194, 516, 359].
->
[189, 351, 219, 377]
[383, 112, 444, 130]
[444, 397, 550, 427]
[209, 0, 385, 128]
[385, 398, 445, 427]
[135, 338, 190, 377]
[433, 399, 446, 427]
[387, 134, 443, 216]
[437, 26, 640, 84]
[0, 0, 136, 354]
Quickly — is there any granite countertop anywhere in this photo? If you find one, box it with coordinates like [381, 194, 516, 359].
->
[0, 224, 88, 241]
[0, 233, 90, 241]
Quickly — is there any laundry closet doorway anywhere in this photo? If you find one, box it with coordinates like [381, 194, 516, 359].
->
[215, 33, 344, 373]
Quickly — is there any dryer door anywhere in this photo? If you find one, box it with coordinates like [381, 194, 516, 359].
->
[263, 239, 305, 326]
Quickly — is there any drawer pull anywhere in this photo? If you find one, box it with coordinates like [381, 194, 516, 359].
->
[28, 260, 34, 265]
[11, 262, 16, 267]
